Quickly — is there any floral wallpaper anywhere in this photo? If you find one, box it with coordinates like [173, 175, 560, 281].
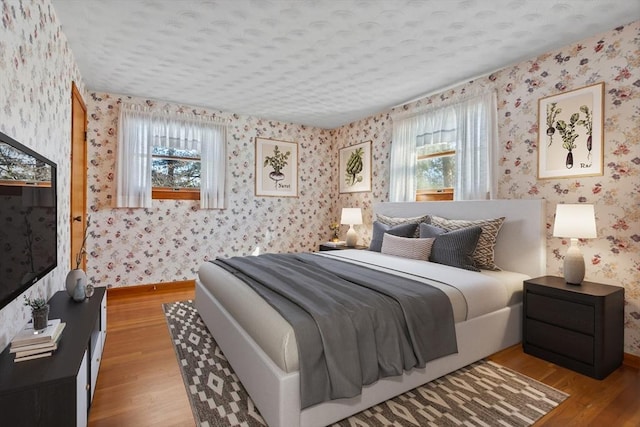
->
[0, 0, 637, 361]
[333, 21, 640, 355]
[0, 0, 85, 351]
[85, 93, 334, 287]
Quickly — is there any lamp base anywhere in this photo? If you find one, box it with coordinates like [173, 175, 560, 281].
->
[563, 240, 585, 285]
[345, 226, 358, 247]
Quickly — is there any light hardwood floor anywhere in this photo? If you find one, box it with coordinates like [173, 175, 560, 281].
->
[89, 283, 640, 426]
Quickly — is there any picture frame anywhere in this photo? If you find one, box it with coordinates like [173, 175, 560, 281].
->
[339, 140, 372, 193]
[255, 137, 298, 197]
[538, 82, 604, 179]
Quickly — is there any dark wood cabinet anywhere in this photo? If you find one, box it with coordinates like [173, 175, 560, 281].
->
[523, 276, 623, 379]
[0, 288, 106, 426]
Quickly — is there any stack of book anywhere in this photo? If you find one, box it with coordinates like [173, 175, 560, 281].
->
[10, 319, 66, 362]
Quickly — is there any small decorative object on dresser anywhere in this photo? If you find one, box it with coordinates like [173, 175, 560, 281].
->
[66, 215, 91, 298]
[66, 269, 87, 299]
[523, 276, 624, 379]
[10, 319, 66, 362]
[72, 278, 86, 302]
[23, 296, 49, 331]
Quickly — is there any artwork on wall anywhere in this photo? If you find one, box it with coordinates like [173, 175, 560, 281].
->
[255, 137, 298, 197]
[538, 82, 604, 179]
[339, 140, 372, 193]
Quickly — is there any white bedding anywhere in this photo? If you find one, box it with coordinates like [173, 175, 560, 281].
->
[197, 249, 529, 373]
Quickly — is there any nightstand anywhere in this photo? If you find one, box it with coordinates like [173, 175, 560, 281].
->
[318, 244, 368, 251]
[522, 275, 624, 379]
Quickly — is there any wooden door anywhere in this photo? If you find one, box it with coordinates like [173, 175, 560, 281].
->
[70, 82, 87, 270]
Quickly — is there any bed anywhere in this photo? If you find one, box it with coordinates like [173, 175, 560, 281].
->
[195, 199, 546, 427]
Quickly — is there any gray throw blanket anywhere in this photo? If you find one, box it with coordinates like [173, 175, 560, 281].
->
[212, 253, 457, 409]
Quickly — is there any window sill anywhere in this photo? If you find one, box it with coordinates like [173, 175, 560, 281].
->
[415, 189, 454, 201]
[152, 188, 200, 201]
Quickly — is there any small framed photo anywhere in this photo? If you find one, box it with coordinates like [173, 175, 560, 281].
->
[255, 137, 298, 197]
[339, 140, 372, 193]
[538, 82, 604, 179]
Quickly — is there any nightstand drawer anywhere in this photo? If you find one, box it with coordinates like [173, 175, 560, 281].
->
[526, 293, 594, 334]
[526, 319, 594, 365]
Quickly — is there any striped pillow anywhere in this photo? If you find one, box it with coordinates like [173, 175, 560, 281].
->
[381, 233, 435, 261]
[420, 224, 482, 271]
[368, 221, 418, 252]
[429, 216, 505, 270]
[376, 213, 430, 238]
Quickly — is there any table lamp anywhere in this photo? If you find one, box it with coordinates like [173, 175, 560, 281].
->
[552, 204, 597, 285]
[341, 208, 363, 247]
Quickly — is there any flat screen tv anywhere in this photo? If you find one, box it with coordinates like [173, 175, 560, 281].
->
[0, 130, 57, 310]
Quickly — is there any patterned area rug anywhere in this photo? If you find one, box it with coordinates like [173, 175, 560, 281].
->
[163, 300, 568, 427]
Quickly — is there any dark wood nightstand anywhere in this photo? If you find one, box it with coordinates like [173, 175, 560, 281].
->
[318, 243, 368, 251]
[522, 275, 624, 379]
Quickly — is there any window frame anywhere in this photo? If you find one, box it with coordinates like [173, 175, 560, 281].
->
[415, 149, 456, 200]
[151, 146, 201, 201]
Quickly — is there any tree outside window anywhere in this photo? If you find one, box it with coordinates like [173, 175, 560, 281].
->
[415, 140, 455, 200]
[151, 146, 201, 200]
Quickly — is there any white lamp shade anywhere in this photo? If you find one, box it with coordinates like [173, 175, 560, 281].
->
[340, 208, 363, 225]
[553, 204, 597, 239]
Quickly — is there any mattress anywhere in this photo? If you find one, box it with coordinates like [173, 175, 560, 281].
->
[197, 249, 529, 373]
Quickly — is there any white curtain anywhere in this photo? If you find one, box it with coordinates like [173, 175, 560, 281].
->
[389, 114, 420, 202]
[199, 123, 226, 209]
[389, 90, 497, 202]
[453, 91, 498, 200]
[117, 106, 153, 208]
[117, 104, 227, 209]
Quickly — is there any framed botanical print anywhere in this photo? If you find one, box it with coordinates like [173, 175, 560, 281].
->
[255, 137, 298, 197]
[538, 82, 604, 179]
[339, 140, 372, 193]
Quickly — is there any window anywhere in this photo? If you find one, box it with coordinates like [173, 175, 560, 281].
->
[151, 146, 201, 200]
[390, 91, 497, 202]
[117, 104, 226, 209]
[415, 125, 456, 201]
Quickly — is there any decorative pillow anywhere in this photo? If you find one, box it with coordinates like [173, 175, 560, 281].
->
[429, 216, 505, 270]
[376, 213, 430, 238]
[420, 223, 482, 271]
[381, 233, 435, 261]
[368, 221, 418, 252]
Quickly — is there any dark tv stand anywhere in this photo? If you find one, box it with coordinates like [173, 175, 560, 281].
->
[0, 288, 106, 426]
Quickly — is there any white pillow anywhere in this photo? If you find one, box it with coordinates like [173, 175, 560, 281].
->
[381, 233, 435, 261]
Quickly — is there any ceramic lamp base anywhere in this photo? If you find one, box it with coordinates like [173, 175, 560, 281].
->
[345, 226, 358, 247]
[563, 240, 585, 285]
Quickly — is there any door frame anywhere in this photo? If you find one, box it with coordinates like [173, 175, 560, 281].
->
[70, 82, 88, 271]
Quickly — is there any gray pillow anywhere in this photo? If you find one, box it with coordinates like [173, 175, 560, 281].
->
[420, 223, 482, 271]
[376, 213, 430, 238]
[369, 221, 418, 252]
[381, 234, 435, 261]
[430, 216, 505, 270]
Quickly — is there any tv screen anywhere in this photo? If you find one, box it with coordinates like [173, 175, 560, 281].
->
[0, 131, 57, 310]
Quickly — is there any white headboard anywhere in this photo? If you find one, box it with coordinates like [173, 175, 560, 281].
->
[374, 199, 546, 278]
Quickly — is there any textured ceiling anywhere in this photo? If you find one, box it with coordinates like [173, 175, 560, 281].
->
[52, 0, 639, 129]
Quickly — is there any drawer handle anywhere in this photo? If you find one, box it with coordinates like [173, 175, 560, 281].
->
[86, 384, 90, 391]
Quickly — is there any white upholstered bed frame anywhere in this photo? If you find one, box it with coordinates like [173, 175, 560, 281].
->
[195, 199, 546, 427]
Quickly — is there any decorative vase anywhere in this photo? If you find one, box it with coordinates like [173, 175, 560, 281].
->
[85, 284, 95, 298]
[66, 268, 87, 298]
[32, 305, 49, 331]
[73, 278, 86, 302]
